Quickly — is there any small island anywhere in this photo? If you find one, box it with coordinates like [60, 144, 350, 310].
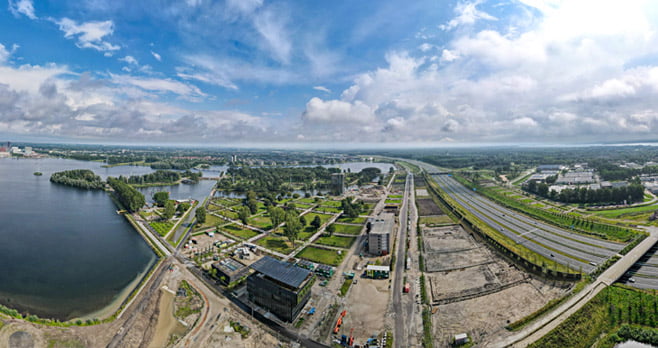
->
[50, 169, 105, 190]
[33, 172, 42, 176]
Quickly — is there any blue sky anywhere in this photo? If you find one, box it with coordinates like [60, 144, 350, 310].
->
[2, 0, 658, 145]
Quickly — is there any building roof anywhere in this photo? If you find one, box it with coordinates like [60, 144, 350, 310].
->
[213, 258, 247, 275]
[371, 213, 394, 235]
[366, 265, 390, 272]
[250, 256, 312, 289]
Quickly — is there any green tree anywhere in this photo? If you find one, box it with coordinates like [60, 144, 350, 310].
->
[326, 223, 336, 236]
[163, 200, 175, 220]
[238, 206, 250, 225]
[153, 191, 169, 207]
[195, 206, 206, 224]
[299, 215, 307, 226]
[311, 215, 322, 230]
[284, 213, 302, 247]
[177, 202, 191, 213]
[268, 206, 285, 228]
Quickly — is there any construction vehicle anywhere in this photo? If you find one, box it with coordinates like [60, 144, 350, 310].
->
[333, 310, 347, 334]
[348, 328, 355, 346]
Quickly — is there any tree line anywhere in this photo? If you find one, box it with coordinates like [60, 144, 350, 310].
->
[107, 177, 146, 212]
[115, 170, 201, 185]
[50, 169, 105, 190]
[524, 180, 644, 205]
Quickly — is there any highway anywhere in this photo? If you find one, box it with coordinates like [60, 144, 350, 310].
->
[620, 244, 658, 289]
[432, 174, 625, 273]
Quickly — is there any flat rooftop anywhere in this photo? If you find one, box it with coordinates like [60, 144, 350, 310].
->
[371, 213, 395, 235]
[250, 255, 312, 289]
[213, 258, 247, 274]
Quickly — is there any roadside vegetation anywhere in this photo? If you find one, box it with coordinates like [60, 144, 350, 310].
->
[529, 285, 658, 348]
[107, 177, 146, 212]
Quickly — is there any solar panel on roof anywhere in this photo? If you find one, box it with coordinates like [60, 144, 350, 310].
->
[251, 256, 311, 288]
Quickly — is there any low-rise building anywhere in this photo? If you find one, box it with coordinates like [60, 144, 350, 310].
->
[247, 256, 315, 322]
[366, 265, 390, 279]
[212, 258, 250, 285]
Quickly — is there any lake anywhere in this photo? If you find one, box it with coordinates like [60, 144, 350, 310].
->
[0, 158, 157, 320]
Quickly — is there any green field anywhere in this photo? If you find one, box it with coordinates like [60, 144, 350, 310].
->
[331, 223, 363, 235]
[592, 204, 658, 220]
[255, 234, 294, 254]
[221, 224, 260, 240]
[194, 213, 225, 231]
[211, 197, 240, 207]
[337, 216, 368, 224]
[389, 194, 403, 198]
[315, 206, 342, 213]
[419, 215, 453, 225]
[314, 235, 356, 248]
[385, 199, 402, 204]
[296, 246, 344, 266]
[249, 215, 274, 230]
[302, 212, 333, 226]
[150, 221, 174, 236]
[216, 209, 239, 220]
[322, 200, 343, 207]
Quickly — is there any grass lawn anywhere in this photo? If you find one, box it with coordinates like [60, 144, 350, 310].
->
[255, 234, 294, 254]
[302, 212, 333, 226]
[249, 215, 273, 230]
[298, 226, 319, 241]
[592, 204, 658, 221]
[221, 224, 260, 240]
[296, 246, 344, 266]
[294, 202, 315, 210]
[331, 223, 363, 235]
[388, 194, 403, 198]
[150, 221, 174, 236]
[385, 199, 402, 204]
[315, 235, 356, 248]
[419, 215, 453, 225]
[322, 200, 342, 207]
[212, 197, 240, 207]
[298, 197, 319, 204]
[315, 206, 342, 214]
[337, 216, 368, 224]
[339, 278, 353, 297]
[216, 209, 239, 220]
[206, 203, 223, 212]
[194, 214, 225, 231]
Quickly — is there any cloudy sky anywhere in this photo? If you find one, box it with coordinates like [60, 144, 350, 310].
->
[2, 0, 658, 145]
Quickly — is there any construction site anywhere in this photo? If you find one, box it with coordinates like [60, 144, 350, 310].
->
[420, 220, 571, 346]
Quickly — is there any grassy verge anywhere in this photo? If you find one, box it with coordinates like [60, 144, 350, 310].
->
[330, 223, 363, 235]
[529, 285, 658, 348]
[338, 278, 353, 297]
[220, 224, 260, 240]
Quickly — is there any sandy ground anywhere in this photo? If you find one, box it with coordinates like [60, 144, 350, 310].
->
[148, 289, 186, 348]
[433, 281, 567, 347]
[420, 223, 571, 346]
[342, 276, 391, 343]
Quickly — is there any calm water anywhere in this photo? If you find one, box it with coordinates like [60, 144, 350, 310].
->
[0, 158, 157, 320]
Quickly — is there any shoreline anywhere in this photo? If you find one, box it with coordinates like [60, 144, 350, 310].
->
[74, 256, 157, 321]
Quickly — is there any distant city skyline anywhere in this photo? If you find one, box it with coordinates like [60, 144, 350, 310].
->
[2, 0, 658, 145]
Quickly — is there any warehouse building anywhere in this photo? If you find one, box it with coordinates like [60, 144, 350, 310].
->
[368, 213, 394, 255]
[247, 256, 315, 322]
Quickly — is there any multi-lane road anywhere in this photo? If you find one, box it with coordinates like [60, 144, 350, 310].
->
[432, 174, 625, 273]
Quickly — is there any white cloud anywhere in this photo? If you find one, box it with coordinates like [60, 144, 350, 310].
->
[0, 43, 15, 64]
[110, 74, 206, 99]
[440, 49, 459, 62]
[440, 0, 497, 31]
[151, 51, 161, 61]
[119, 55, 138, 65]
[418, 43, 434, 52]
[226, 0, 263, 14]
[8, 0, 36, 19]
[302, 97, 375, 124]
[253, 7, 292, 64]
[297, 1, 658, 143]
[55, 18, 120, 53]
[313, 86, 331, 93]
